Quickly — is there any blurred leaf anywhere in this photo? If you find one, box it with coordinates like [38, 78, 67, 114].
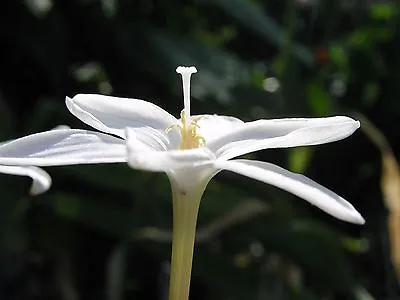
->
[48, 193, 134, 237]
[24, 0, 53, 18]
[342, 237, 369, 254]
[203, 218, 357, 296]
[306, 81, 332, 115]
[205, 0, 282, 43]
[355, 286, 376, 300]
[196, 25, 237, 47]
[369, 3, 397, 21]
[102, 0, 117, 18]
[362, 82, 380, 107]
[288, 147, 313, 174]
[205, 0, 314, 66]
[347, 27, 393, 47]
[329, 45, 349, 69]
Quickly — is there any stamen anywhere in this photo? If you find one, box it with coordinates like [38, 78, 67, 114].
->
[176, 66, 197, 125]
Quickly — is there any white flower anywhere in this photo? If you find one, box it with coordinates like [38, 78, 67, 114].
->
[0, 66, 364, 223]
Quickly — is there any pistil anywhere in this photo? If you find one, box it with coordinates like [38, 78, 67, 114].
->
[168, 66, 205, 150]
[176, 66, 197, 124]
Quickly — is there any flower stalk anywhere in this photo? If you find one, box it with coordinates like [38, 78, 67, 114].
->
[168, 185, 202, 300]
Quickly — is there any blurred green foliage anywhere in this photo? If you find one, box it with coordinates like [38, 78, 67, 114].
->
[0, 0, 399, 299]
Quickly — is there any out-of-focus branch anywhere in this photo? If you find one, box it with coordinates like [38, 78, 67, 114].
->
[355, 113, 391, 153]
[196, 199, 269, 242]
[356, 113, 400, 281]
[131, 198, 269, 243]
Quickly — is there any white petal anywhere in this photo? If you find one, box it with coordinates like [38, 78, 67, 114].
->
[125, 127, 171, 152]
[127, 148, 215, 172]
[66, 94, 180, 143]
[0, 129, 126, 166]
[127, 130, 215, 172]
[194, 114, 244, 143]
[0, 165, 51, 195]
[0, 125, 72, 148]
[209, 117, 360, 160]
[214, 159, 365, 224]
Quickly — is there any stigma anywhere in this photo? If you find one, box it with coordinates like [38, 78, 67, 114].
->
[176, 66, 197, 123]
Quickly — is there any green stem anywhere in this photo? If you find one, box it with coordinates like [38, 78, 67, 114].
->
[168, 188, 201, 300]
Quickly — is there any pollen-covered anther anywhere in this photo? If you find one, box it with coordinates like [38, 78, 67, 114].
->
[165, 111, 206, 149]
[180, 121, 205, 149]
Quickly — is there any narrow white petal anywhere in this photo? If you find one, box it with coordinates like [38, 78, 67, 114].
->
[214, 159, 365, 224]
[194, 114, 244, 143]
[209, 117, 360, 160]
[125, 127, 171, 152]
[127, 129, 215, 172]
[0, 165, 51, 195]
[127, 148, 215, 172]
[0, 129, 126, 166]
[66, 94, 179, 143]
[0, 125, 72, 148]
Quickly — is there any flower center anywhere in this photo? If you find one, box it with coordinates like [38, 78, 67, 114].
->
[176, 110, 205, 149]
[167, 66, 206, 150]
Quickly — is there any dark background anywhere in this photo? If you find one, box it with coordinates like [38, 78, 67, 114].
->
[0, 0, 398, 299]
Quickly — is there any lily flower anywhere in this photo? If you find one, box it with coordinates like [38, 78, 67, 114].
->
[126, 66, 364, 223]
[0, 164, 51, 195]
[0, 66, 364, 222]
[0, 65, 364, 300]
